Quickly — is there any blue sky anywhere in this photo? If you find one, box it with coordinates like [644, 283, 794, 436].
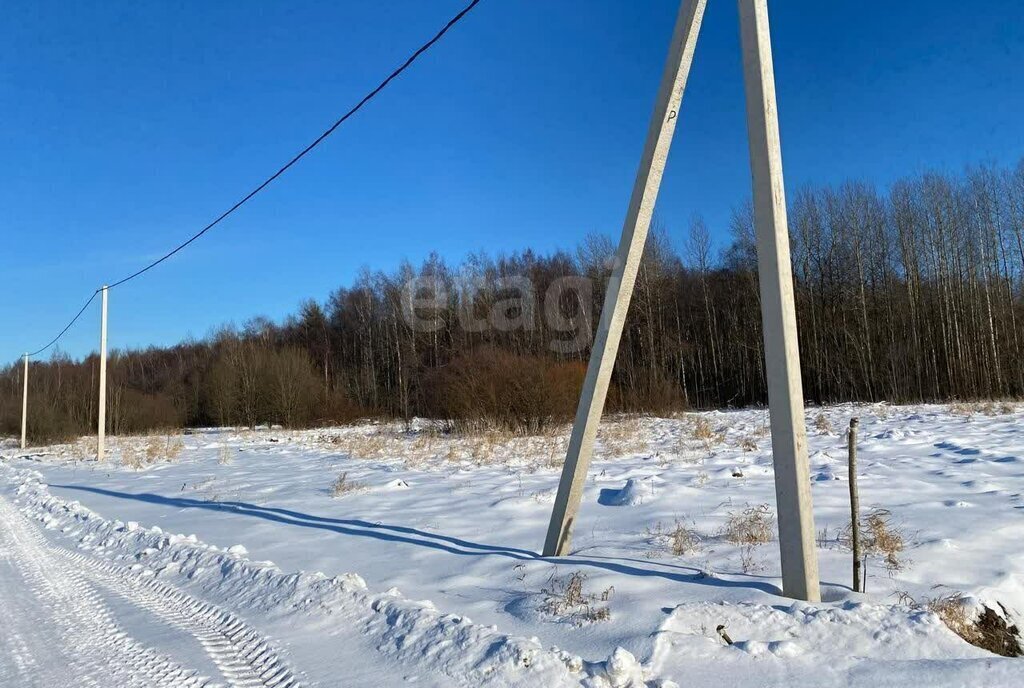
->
[2, 0, 1022, 364]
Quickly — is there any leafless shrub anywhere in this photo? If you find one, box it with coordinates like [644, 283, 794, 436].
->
[422, 347, 585, 435]
[218, 446, 233, 465]
[814, 413, 833, 434]
[330, 471, 364, 497]
[538, 570, 613, 626]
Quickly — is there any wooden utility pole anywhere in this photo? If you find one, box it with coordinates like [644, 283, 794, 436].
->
[543, 0, 708, 558]
[97, 285, 109, 461]
[848, 417, 862, 592]
[544, 0, 821, 602]
[737, 0, 820, 602]
[20, 353, 28, 449]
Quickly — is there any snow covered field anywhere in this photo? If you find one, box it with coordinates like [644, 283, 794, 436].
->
[2, 403, 1022, 686]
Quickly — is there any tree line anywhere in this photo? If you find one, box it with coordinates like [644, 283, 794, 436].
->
[3, 157, 1024, 442]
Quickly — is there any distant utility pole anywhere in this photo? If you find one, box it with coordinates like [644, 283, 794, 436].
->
[21, 353, 29, 449]
[97, 285, 109, 461]
[543, 0, 821, 602]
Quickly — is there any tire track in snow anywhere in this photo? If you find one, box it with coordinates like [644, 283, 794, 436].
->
[0, 494, 299, 687]
[61, 549, 299, 688]
[0, 494, 205, 686]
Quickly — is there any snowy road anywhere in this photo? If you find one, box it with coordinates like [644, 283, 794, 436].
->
[0, 494, 298, 688]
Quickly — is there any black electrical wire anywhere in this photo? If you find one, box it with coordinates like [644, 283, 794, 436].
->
[106, 0, 481, 289]
[21, 0, 482, 358]
[26, 290, 99, 357]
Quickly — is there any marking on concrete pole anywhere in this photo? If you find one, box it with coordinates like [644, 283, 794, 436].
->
[97, 285, 109, 462]
[543, 0, 707, 557]
[21, 354, 29, 449]
[738, 0, 820, 601]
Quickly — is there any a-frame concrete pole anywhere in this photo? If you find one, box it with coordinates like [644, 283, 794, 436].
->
[20, 354, 29, 449]
[738, 0, 820, 601]
[97, 285, 109, 462]
[543, 0, 707, 557]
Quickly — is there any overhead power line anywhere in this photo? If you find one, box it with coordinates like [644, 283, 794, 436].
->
[22, 0, 482, 358]
[26, 290, 99, 357]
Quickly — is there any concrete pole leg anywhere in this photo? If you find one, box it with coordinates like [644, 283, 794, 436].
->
[738, 0, 820, 601]
[543, 0, 708, 557]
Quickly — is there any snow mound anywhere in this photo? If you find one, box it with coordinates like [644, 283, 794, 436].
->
[648, 600, 1020, 686]
[598, 478, 654, 506]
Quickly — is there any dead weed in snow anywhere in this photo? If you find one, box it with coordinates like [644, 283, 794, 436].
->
[538, 570, 613, 626]
[897, 591, 1022, 657]
[645, 519, 702, 557]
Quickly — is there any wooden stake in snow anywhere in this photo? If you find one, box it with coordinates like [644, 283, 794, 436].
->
[848, 417, 862, 592]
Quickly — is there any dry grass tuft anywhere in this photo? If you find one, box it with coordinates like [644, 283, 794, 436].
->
[844, 507, 907, 575]
[312, 422, 576, 469]
[121, 433, 184, 469]
[690, 416, 715, 441]
[898, 591, 1022, 657]
[738, 436, 758, 452]
[147, 434, 184, 463]
[121, 442, 144, 469]
[646, 519, 702, 557]
[723, 504, 774, 546]
[949, 400, 1015, 418]
[330, 471, 365, 497]
[319, 431, 390, 460]
[596, 417, 647, 458]
[538, 570, 613, 626]
[813, 413, 833, 434]
[723, 503, 774, 573]
[218, 446, 233, 465]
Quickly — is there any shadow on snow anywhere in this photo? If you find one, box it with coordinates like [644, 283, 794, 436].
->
[51, 483, 782, 595]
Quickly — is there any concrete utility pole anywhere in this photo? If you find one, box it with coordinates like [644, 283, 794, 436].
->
[97, 285, 109, 462]
[543, 0, 708, 558]
[737, 0, 819, 601]
[543, 0, 820, 602]
[21, 354, 29, 449]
